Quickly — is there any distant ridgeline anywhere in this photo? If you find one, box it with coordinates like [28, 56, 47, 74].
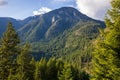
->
[0, 7, 105, 69]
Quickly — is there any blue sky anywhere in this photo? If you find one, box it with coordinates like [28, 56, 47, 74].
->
[0, 0, 111, 20]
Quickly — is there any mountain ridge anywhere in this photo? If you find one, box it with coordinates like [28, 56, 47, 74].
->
[0, 7, 105, 60]
[17, 7, 104, 42]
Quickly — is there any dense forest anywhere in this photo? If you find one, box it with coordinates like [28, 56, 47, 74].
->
[0, 0, 120, 80]
[0, 22, 89, 80]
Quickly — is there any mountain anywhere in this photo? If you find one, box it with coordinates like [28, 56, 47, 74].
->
[0, 7, 105, 61]
[18, 7, 94, 42]
[0, 17, 22, 37]
[18, 7, 105, 62]
[0, 16, 35, 38]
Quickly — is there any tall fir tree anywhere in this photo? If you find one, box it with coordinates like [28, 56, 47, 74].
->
[30, 57, 36, 80]
[92, 0, 120, 80]
[0, 22, 20, 80]
[35, 58, 47, 80]
[46, 57, 58, 80]
[16, 43, 33, 80]
[58, 63, 73, 80]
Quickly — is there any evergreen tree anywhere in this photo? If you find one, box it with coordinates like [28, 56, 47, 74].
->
[58, 63, 73, 80]
[46, 57, 58, 80]
[17, 43, 33, 80]
[0, 22, 20, 80]
[56, 58, 64, 77]
[34, 58, 47, 80]
[92, 0, 120, 79]
[30, 57, 36, 80]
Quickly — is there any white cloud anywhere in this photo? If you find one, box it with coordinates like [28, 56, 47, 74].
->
[33, 7, 52, 15]
[0, 0, 8, 6]
[76, 0, 111, 20]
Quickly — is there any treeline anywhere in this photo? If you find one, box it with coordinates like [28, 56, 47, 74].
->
[0, 22, 89, 80]
[30, 21, 100, 71]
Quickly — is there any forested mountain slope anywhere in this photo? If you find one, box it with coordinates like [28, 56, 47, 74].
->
[0, 7, 105, 62]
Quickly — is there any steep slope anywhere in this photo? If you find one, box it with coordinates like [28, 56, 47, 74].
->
[0, 7, 105, 62]
[30, 20, 105, 54]
[18, 7, 93, 42]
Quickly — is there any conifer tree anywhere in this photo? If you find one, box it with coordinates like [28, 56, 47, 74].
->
[0, 22, 20, 80]
[56, 58, 64, 77]
[30, 57, 36, 80]
[35, 58, 47, 80]
[92, 0, 120, 79]
[58, 63, 73, 80]
[46, 57, 58, 80]
[17, 43, 33, 80]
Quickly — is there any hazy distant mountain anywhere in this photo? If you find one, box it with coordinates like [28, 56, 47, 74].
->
[0, 17, 22, 37]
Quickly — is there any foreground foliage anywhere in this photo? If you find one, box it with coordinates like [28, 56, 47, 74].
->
[0, 22, 89, 80]
[0, 22, 20, 80]
[92, 0, 120, 79]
